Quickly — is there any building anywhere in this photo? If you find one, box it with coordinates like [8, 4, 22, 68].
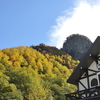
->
[66, 36, 100, 100]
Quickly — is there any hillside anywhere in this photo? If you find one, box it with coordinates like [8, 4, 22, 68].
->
[30, 43, 67, 55]
[0, 46, 79, 100]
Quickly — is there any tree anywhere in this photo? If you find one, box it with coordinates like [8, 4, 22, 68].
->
[0, 72, 23, 100]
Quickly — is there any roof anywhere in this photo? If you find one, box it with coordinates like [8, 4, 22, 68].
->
[67, 36, 100, 85]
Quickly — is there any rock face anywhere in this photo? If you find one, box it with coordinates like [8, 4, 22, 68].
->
[61, 34, 92, 60]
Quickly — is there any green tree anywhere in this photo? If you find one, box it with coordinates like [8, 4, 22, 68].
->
[0, 72, 23, 100]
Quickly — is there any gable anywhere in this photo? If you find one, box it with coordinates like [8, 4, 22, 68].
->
[67, 36, 100, 85]
[78, 60, 100, 91]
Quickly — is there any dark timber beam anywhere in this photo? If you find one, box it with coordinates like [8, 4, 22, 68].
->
[79, 80, 87, 90]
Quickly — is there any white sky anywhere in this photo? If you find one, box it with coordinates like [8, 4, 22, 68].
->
[49, 0, 100, 49]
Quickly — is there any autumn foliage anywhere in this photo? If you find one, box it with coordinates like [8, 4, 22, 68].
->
[0, 46, 79, 100]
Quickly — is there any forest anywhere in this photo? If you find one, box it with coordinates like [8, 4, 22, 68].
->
[0, 45, 79, 100]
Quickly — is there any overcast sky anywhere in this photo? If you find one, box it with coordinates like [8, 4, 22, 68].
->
[0, 0, 100, 49]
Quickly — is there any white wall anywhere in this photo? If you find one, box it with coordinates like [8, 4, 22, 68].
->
[79, 78, 88, 91]
[79, 61, 100, 91]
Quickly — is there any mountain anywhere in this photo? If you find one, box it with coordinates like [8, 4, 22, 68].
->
[0, 46, 79, 100]
[61, 34, 92, 60]
[30, 43, 67, 55]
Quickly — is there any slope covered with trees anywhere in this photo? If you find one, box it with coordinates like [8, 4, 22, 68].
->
[30, 43, 67, 55]
[0, 46, 79, 100]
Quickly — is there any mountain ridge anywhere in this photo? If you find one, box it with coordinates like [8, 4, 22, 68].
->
[0, 34, 92, 100]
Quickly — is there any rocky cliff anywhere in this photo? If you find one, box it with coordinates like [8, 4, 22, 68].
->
[61, 34, 92, 60]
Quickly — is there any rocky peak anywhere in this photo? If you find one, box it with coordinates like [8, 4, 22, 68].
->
[61, 34, 92, 60]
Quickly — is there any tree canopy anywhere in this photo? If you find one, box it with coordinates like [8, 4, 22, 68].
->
[0, 46, 79, 100]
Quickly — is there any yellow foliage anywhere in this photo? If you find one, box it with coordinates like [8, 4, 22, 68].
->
[0, 46, 78, 100]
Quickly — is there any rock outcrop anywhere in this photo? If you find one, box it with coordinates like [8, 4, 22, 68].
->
[61, 34, 92, 60]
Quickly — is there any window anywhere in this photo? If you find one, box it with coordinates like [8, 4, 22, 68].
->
[91, 78, 98, 87]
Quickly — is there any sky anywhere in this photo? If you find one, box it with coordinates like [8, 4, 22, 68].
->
[0, 0, 100, 49]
